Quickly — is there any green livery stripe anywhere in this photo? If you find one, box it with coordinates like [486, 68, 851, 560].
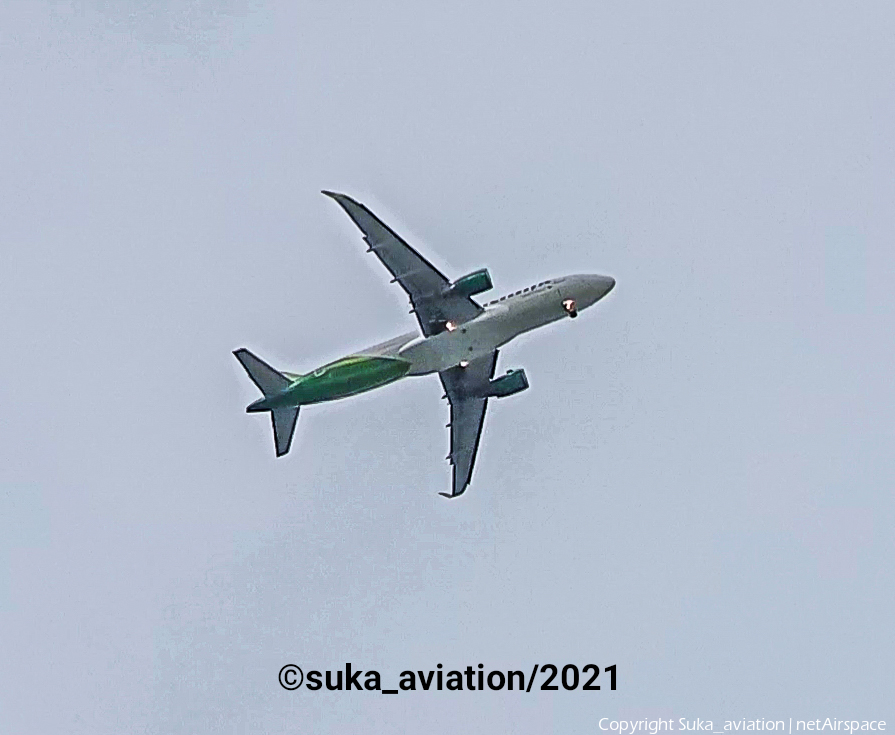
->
[268, 355, 411, 407]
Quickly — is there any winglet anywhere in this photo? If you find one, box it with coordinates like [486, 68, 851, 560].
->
[439, 480, 470, 499]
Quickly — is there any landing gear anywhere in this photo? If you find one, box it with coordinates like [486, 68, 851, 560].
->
[562, 299, 578, 318]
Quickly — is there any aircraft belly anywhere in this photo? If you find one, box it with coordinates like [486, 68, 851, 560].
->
[287, 354, 412, 404]
[355, 331, 418, 358]
[399, 313, 517, 374]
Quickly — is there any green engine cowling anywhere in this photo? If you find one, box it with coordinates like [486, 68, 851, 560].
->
[485, 368, 529, 398]
[449, 268, 492, 297]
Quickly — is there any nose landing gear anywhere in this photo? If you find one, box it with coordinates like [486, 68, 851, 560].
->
[562, 299, 578, 318]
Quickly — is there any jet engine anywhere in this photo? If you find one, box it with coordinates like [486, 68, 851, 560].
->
[447, 268, 493, 297]
[484, 368, 529, 398]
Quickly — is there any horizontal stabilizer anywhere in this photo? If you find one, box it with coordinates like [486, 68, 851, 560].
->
[233, 348, 290, 397]
[271, 406, 300, 457]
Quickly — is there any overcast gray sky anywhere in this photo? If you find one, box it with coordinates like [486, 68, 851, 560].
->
[1, 1, 893, 732]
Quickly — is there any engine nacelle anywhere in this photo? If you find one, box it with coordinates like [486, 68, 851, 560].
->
[485, 368, 529, 398]
[448, 268, 492, 298]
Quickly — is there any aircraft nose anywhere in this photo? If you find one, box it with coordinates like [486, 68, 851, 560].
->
[596, 275, 615, 296]
[576, 274, 615, 308]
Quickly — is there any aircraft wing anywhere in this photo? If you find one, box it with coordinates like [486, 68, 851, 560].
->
[322, 191, 483, 337]
[438, 350, 499, 498]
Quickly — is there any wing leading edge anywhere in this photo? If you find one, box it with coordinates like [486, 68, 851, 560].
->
[322, 191, 482, 336]
[323, 191, 496, 497]
[438, 351, 499, 498]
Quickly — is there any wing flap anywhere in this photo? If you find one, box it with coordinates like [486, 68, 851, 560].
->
[322, 191, 483, 336]
[438, 351, 499, 497]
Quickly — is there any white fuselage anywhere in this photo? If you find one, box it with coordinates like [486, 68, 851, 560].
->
[398, 283, 569, 374]
[357, 274, 614, 375]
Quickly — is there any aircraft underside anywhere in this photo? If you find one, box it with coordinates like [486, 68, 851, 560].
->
[233, 191, 615, 497]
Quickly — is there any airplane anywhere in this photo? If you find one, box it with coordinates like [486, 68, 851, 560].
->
[234, 191, 616, 498]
